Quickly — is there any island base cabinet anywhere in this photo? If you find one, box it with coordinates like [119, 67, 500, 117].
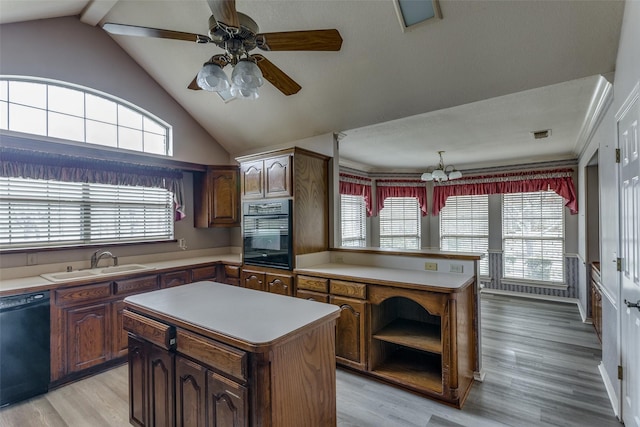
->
[176, 356, 207, 427]
[127, 336, 175, 427]
[207, 371, 248, 427]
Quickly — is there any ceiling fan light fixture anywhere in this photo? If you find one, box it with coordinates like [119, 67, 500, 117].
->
[231, 60, 264, 90]
[196, 62, 230, 92]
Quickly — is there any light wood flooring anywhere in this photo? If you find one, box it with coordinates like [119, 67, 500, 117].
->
[0, 293, 622, 427]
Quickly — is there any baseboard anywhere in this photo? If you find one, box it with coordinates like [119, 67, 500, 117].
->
[474, 370, 486, 382]
[480, 288, 578, 305]
[576, 299, 592, 324]
[598, 362, 620, 419]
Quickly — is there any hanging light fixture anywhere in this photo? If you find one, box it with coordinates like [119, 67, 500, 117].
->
[421, 151, 463, 182]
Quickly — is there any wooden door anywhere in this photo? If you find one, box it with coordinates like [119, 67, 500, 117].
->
[266, 273, 292, 296]
[619, 90, 640, 427]
[209, 168, 239, 226]
[66, 302, 110, 373]
[240, 160, 264, 199]
[112, 299, 129, 358]
[161, 270, 191, 289]
[241, 269, 265, 292]
[264, 155, 291, 198]
[206, 371, 248, 427]
[128, 336, 148, 427]
[176, 356, 207, 427]
[148, 346, 175, 427]
[330, 296, 367, 370]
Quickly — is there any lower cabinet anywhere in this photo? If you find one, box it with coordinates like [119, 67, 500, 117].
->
[112, 299, 129, 358]
[241, 267, 293, 296]
[207, 371, 248, 427]
[66, 302, 111, 373]
[148, 345, 175, 427]
[295, 273, 477, 408]
[175, 356, 207, 427]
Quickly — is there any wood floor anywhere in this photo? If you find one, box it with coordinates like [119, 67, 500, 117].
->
[0, 293, 621, 427]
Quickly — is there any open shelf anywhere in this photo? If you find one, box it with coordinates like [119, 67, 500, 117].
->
[372, 319, 441, 354]
[371, 347, 442, 393]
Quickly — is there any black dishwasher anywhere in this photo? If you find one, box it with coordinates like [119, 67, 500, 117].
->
[0, 290, 50, 407]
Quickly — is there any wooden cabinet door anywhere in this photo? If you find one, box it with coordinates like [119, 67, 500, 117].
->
[128, 336, 148, 427]
[218, 264, 241, 286]
[112, 299, 129, 359]
[208, 168, 239, 226]
[240, 160, 264, 199]
[266, 273, 292, 296]
[148, 345, 175, 427]
[330, 296, 368, 370]
[241, 269, 265, 292]
[192, 265, 218, 282]
[176, 356, 207, 427]
[66, 302, 111, 373]
[206, 371, 248, 427]
[264, 155, 291, 198]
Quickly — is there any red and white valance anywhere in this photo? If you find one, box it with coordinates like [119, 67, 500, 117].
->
[376, 179, 428, 217]
[431, 168, 577, 216]
[339, 173, 374, 216]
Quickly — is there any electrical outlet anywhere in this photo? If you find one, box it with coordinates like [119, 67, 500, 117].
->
[424, 262, 438, 271]
[27, 253, 38, 265]
[450, 264, 464, 273]
[178, 238, 187, 250]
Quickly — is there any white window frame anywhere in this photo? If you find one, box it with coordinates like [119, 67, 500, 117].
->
[440, 195, 489, 276]
[379, 197, 421, 250]
[0, 176, 175, 250]
[340, 194, 367, 247]
[502, 191, 565, 284]
[0, 76, 172, 156]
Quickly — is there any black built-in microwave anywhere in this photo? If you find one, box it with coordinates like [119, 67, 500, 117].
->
[242, 199, 293, 270]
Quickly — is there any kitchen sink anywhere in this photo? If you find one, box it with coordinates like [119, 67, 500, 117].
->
[41, 264, 155, 282]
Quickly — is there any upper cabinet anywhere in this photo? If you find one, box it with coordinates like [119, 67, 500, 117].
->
[240, 155, 291, 199]
[194, 166, 240, 228]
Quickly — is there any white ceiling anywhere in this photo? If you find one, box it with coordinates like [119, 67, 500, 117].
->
[0, 0, 625, 171]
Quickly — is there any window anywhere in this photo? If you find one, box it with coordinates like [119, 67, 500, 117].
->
[0, 177, 174, 249]
[440, 195, 489, 275]
[502, 191, 564, 283]
[379, 197, 421, 249]
[341, 195, 367, 247]
[0, 77, 172, 156]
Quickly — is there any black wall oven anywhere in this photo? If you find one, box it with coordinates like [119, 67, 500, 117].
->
[243, 199, 293, 270]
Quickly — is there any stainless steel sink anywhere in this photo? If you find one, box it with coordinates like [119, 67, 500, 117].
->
[41, 264, 155, 283]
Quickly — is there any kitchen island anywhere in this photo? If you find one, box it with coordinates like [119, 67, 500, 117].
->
[123, 281, 340, 427]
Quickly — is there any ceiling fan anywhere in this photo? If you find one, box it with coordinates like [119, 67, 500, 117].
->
[102, 0, 343, 99]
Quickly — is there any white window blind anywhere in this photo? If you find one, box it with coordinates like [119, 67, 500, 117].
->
[379, 197, 421, 249]
[440, 195, 489, 275]
[0, 177, 174, 249]
[341, 194, 366, 247]
[502, 191, 564, 283]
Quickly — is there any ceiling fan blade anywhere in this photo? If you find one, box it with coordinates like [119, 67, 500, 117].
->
[187, 76, 202, 91]
[256, 29, 343, 51]
[253, 54, 301, 96]
[103, 23, 212, 44]
[207, 0, 240, 33]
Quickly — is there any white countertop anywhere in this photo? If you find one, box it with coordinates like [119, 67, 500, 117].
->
[0, 253, 241, 295]
[125, 281, 340, 349]
[295, 263, 474, 290]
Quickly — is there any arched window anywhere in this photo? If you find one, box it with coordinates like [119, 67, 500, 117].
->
[0, 76, 172, 156]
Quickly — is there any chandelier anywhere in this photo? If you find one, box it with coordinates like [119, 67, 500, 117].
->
[420, 151, 463, 182]
[196, 54, 264, 100]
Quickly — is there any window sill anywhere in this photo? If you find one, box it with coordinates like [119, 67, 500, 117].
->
[500, 278, 567, 291]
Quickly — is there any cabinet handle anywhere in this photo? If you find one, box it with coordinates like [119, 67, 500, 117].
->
[625, 299, 640, 311]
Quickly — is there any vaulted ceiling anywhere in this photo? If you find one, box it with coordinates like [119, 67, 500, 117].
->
[0, 0, 625, 170]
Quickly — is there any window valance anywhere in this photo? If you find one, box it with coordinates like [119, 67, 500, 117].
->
[431, 168, 577, 216]
[339, 173, 373, 216]
[376, 179, 428, 217]
[0, 147, 186, 220]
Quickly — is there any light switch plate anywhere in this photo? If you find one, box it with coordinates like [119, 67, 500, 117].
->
[424, 262, 438, 271]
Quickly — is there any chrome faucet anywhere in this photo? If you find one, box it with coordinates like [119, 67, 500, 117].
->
[91, 250, 118, 269]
